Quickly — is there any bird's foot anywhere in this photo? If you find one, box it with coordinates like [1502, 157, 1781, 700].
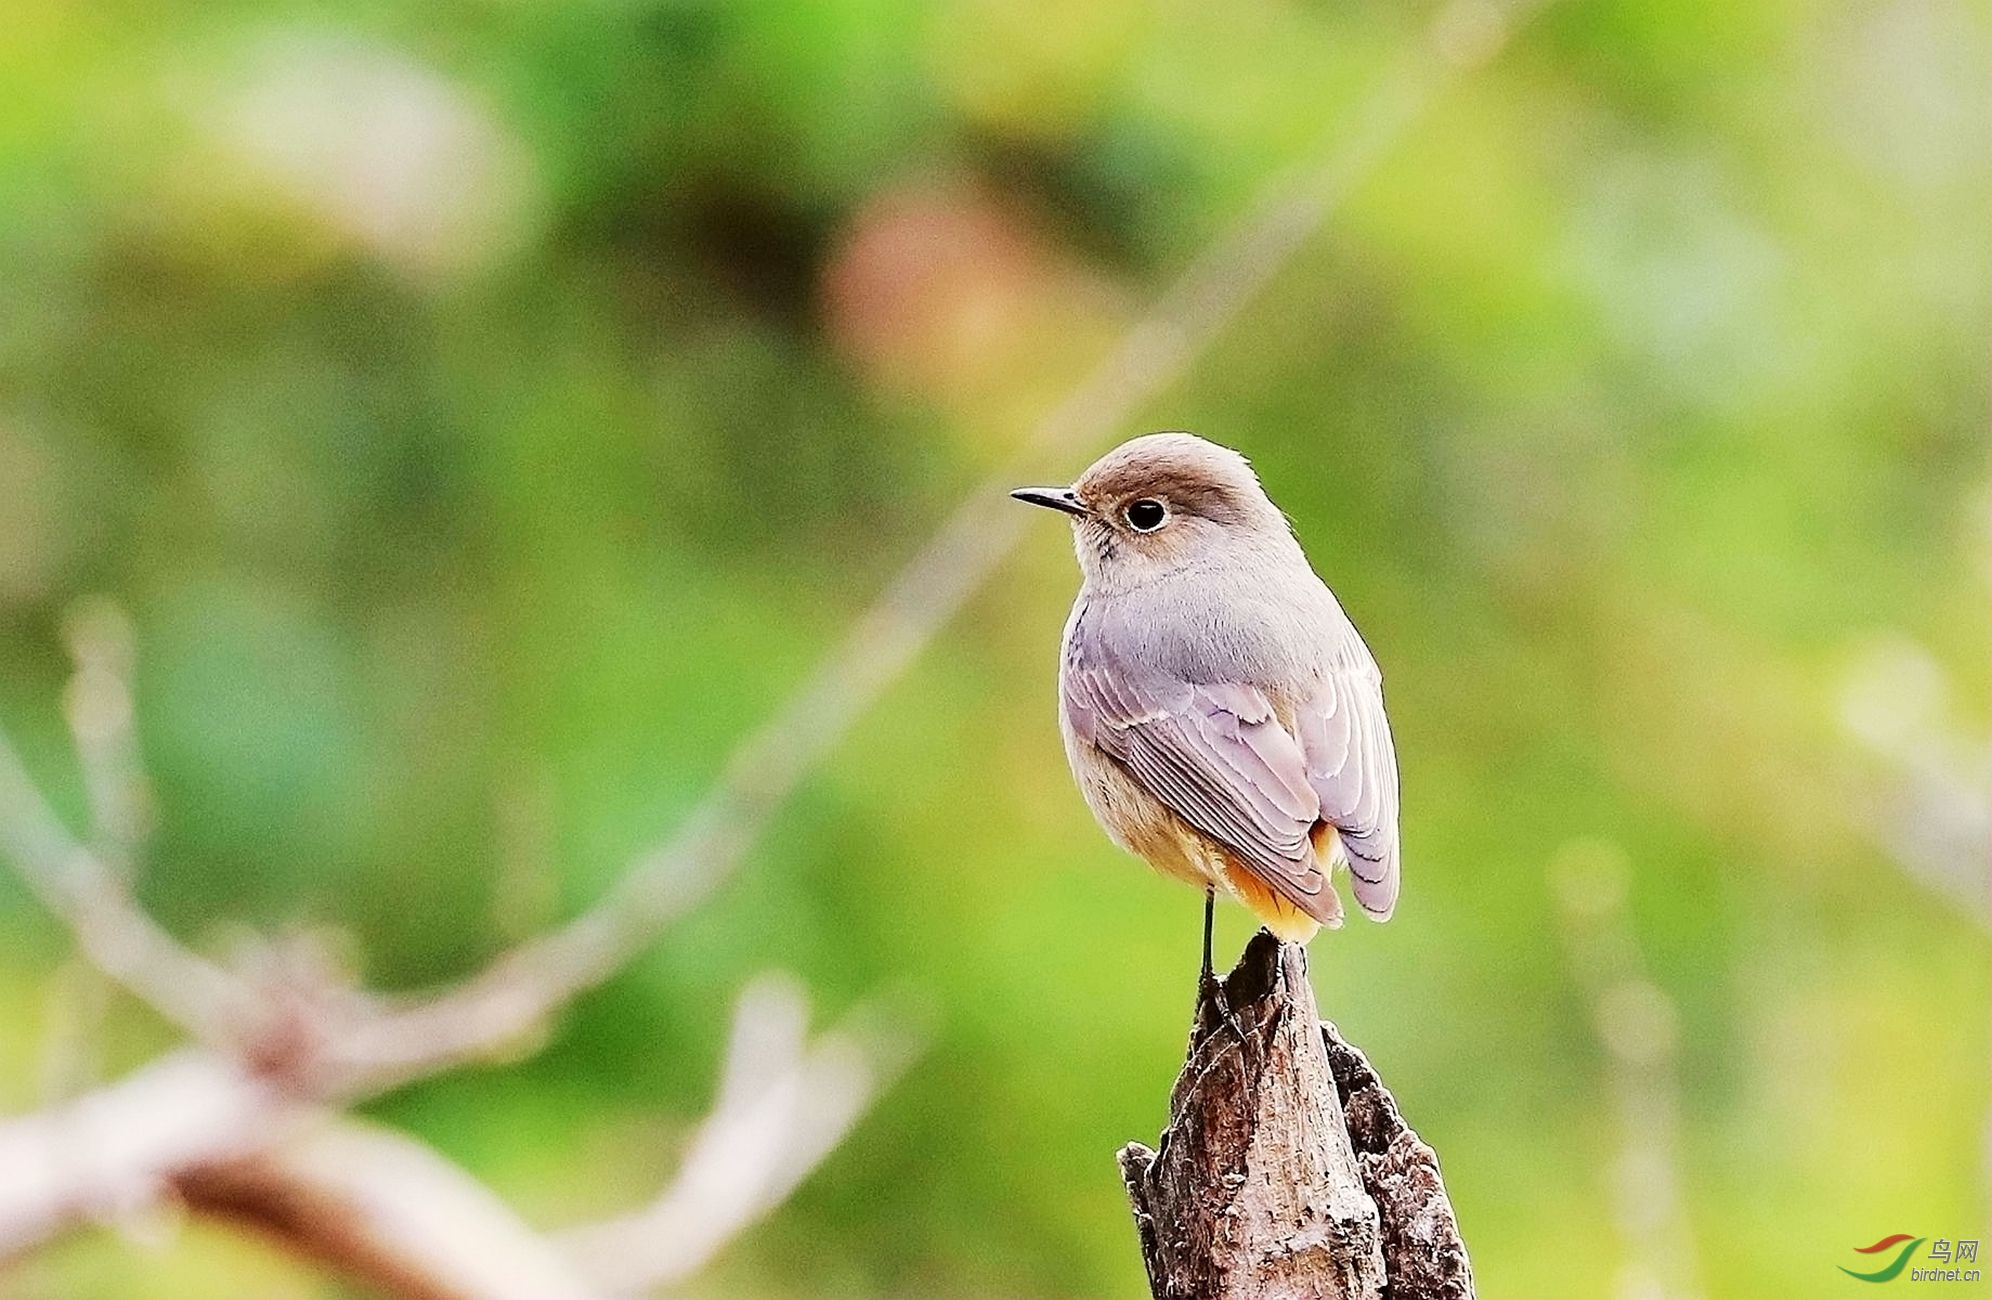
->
[1197, 967, 1251, 1050]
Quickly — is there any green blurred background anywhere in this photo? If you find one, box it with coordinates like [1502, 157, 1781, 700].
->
[1, 0, 1986, 1295]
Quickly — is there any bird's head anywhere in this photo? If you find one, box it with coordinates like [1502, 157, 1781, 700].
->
[1011, 432, 1288, 588]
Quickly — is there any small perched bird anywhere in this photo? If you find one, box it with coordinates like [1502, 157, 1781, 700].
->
[1013, 432, 1399, 977]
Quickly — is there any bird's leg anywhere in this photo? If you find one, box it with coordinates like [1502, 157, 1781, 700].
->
[1198, 885, 1249, 1048]
[1200, 885, 1216, 985]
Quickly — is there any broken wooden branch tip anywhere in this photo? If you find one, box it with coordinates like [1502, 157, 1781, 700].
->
[1121, 930, 1474, 1300]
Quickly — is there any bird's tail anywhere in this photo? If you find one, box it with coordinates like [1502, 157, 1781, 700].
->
[1315, 821, 1396, 922]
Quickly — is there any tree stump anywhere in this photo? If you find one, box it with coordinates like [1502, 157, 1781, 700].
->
[1118, 931, 1474, 1300]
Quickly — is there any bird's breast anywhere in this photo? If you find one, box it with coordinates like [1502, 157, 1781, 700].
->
[1070, 567, 1334, 692]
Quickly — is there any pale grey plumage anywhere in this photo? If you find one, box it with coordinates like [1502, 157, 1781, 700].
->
[1015, 432, 1399, 938]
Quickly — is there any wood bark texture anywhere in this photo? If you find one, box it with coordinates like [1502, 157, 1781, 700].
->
[1118, 931, 1474, 1300]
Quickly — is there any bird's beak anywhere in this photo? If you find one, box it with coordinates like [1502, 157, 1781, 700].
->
[1009, 486, 1089, 517]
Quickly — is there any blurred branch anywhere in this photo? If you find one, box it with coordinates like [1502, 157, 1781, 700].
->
[175, 1118, 606, 1300]
[0, 621, 247, 1048]
[1837, 636, 1990, 926]
[36, 605, 156, 1105]
[60, 599, 152, 879]
[0, 1051, 287, 1258]
[0, 601, 923, 1291]
[559, 974, 923, 1294]
[0, 973, 915, 1298]
[329, 0, 1549, 1099]
[1550, 840, 1706, 1300]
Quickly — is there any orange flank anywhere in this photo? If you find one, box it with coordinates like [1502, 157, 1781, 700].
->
[1218, 854, 1328, 943]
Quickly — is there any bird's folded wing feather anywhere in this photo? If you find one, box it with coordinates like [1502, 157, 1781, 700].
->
[1062, 642, 1332, 916]
[1293, 653, 1400, 919]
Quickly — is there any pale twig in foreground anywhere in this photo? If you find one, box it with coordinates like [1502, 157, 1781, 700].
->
[559, 974, 924, 1293]
[37, 604, 153, 1106]
[176, 1118, 606, 1300]
[0, 1051, 287, 1257]
[60, 599, 151, 878]
[0, 657, 245, 1049]
[0, 972, 912, 1296]
[0, 602, 924, 1289]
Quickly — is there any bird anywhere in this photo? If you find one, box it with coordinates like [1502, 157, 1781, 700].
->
[1012, 432, 1399, 984]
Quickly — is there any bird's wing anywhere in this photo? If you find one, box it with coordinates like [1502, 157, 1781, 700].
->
[1062, 629, 1336, 921]
[1293, 650, 1400, 920]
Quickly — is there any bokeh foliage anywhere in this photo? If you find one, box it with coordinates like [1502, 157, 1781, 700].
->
[0, 0, 1986, 1295]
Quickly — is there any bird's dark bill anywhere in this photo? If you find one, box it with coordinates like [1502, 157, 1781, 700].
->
[1010, 487, 1087, 516]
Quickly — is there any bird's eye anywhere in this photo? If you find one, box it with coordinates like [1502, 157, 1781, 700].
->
[1124, 498, 1168, 532]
